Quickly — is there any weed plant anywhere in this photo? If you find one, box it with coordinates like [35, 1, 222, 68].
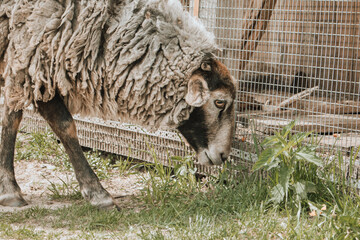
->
[252, 120, 360, 238]
[252, 120, 324, 213]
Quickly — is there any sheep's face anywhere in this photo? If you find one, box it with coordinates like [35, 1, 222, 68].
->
[178, 58, 236, 165]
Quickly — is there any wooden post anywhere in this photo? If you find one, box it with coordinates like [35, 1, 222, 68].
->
[239, 0, 277, 70]
[193, 0, 200, 17]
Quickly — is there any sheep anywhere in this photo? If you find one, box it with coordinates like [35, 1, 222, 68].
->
[0, 0, 236, 209]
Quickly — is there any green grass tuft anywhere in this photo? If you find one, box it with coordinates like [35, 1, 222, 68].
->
[45, 176, 82, 201]
[16, 129, 133, 179]
[16, 128, 69, 166]
[0, 222, 45, 240]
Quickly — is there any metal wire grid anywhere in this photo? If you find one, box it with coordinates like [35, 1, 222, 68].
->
[20, 0, 360, 173]
[195, 0, 360, 164]
[20, 109, 217, 174]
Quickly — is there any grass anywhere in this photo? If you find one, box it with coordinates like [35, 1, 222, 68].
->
[15, 129, 135, 202]
[16, 128, 134, 178]
[0, 223, 45, 240]
[2, 128, 360, 239]
[15, 129, 69, 165]
[45, 176, 82, 201]
[0, 175, 276, 238]
[1, 169, 359, 239]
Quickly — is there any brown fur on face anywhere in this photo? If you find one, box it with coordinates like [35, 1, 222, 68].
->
[179, 58, 236, 165]
[212, 59, 236, 98]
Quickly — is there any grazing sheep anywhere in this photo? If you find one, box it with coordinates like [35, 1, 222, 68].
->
[0, 0, 236, 209]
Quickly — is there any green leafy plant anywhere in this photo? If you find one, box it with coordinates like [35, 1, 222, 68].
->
[253, 121, 323, 209]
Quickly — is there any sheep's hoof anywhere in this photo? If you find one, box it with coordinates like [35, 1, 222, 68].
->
[81, 188, 120, 211]
[96, 199, 121, 211]
[101, 203, 121, 212]
[0, 193, 28, 207]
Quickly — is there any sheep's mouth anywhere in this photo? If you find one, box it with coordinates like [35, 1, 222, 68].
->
[198, 149, 222, 166]
[204, 151, 214, 165]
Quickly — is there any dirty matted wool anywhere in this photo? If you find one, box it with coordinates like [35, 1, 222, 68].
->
[1, 0, 217, 130]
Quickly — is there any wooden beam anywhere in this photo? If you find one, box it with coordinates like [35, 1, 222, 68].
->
[239, 90, 360, 115]
[193, 0, 200, 17]
[239, 0, 278, 70]
[247, 114, 360, 135]
[263, 86, 319, 112]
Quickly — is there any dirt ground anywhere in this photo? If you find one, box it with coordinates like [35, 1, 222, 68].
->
[0, 160, 147, 213]
[0, 158, 154, 239]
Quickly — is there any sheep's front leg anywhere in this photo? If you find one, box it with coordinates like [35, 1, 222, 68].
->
[37, 95, 119, 210]
[0, 106, 28, 207]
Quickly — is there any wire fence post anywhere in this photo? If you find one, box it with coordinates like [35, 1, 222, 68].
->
[193, 0, 200, 17]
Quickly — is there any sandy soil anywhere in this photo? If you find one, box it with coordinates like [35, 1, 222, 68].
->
[0, 160, 147, 213]
[0, 159, 152, 239]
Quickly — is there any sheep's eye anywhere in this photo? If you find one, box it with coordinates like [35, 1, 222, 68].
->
[201, 62, 211, 71]
[214, 100, 226, 109]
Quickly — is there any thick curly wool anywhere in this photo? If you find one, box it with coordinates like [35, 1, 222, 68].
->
[0, 0, 217, 130]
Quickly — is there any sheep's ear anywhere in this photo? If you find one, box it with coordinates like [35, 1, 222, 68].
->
[185, 75, 210, 107]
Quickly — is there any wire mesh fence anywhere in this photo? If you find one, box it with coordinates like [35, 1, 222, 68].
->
[20, 0, 360, 174]
[193, 0, 360, 166]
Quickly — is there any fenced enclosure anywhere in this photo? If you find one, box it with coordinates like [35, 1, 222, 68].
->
[20, 0, 360, 175]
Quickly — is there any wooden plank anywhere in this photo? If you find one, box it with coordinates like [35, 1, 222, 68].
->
[262, 86, 319, 112]
[238, 0, 278, 70]
[240, 90, 360, 115]
[336, 1, 359, 96]
[236, 122, 360, 154]
[313, 133, 360, 152]
[193, 0, 200, 17]
[249, 114, 360, 134]
[304, 100, 360, 115]
[238, 110, 297, 128]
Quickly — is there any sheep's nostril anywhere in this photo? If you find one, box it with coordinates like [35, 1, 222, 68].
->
[220, 153, 227, 162]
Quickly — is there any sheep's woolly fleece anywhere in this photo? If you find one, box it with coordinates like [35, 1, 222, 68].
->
[0, 0, 217, 130]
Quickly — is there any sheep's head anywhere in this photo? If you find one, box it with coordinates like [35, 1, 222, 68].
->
[178, 57, 236, 165]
